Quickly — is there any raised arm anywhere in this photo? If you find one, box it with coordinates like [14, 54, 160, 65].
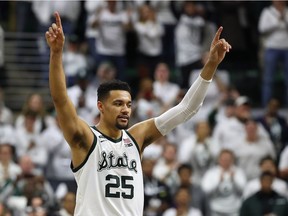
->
[129, 27, 231, 151]
[45, 12, 93, 166]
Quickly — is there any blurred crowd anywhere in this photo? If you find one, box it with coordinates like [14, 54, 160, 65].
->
[1, 0, 288, 216]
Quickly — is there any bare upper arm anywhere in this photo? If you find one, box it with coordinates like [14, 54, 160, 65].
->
[128, 118, 162, 152]
[54, 98, 94, 167]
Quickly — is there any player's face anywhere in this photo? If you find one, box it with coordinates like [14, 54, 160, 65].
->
[101, 90, 132, 129]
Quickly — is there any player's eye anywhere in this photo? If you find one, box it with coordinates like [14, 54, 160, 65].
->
[114, 102, 122, 106]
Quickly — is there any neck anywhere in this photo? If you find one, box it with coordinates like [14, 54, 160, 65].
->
[177, 206, 188, 215]
[197, 136, 206, 143]
[247, 136, 257, 142]
[1, 161, 9, 167]
[96, 122, 122, 140]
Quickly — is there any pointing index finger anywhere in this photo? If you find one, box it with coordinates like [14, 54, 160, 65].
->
[55, 11, 62, 29]
[212, 26, 223, 44]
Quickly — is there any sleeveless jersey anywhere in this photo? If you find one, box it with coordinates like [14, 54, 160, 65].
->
[71, 126, 144, 216]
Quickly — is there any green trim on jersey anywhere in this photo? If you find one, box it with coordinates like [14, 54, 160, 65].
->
[92, 126, 123, 143]
[125, 130, 141, 156]
[71, 132, 97, 173]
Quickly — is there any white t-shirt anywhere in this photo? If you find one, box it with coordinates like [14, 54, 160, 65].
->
[201, 166, 246, 214]
[175, 15, 205, 66]
[97, 9, 129, 55]
[279, 145, 288, 171]
[233, 136, 276, 180]
[135, 21, 164, 56]
[163, 207, 203, 216]
[153, 81, 180, 107]
[258, 5, 288, 49]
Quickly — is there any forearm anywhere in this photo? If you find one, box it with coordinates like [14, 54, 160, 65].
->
[154, 75, 211, 135]
[49, 51, 68, 105]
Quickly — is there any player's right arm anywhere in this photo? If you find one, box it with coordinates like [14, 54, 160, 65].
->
[45, 12, 94, 167]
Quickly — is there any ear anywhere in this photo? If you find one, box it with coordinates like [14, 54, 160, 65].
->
[97, 101, 104, 113]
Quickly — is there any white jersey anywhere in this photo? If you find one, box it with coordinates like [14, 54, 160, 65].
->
[72, 126, 144, 216]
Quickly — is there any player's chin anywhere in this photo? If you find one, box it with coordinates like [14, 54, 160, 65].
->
[116, 121, 129, 130]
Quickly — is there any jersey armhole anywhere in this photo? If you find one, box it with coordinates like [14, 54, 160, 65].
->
[125, 130, 141, 156]
[70, 128, 98, 173]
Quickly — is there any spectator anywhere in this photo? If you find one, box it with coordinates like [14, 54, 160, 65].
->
[62, 35, 88, 87]
[25, 195, 48, 216]
[278, 144, 288, 183]
[153, 63, 181, 112]
[0, 124, 16, 147]
[15, 93, 55, 134]
[0, 144, 21, 194]
[142, 136, 167, 161]
[41, 115, 76, 193]
[135, 4, 164, 79]
[67, 69, 96, 124]
[32, 1, 81, 81]
[0, 88, 13, 125]
[153, 143, 179, 195]
[84, 0, 105, 63]
[1, 156, 55, 215]
[240, 171, 288, 216]
[234, 119, 276, 180]
[258, 0, 288, 106]
[256, 97, 288, 157]
[32, 1, 81, 35]
[212, 96, 269, 150]
[93, 0, 133, 80]
[243, 156, 288, 200]
[135, 78, 163, 121]
[178, 121, 220, 185]
[163, 186, 202, 216]
[15, 110, 48, 173]
[142, 158, 172, 216]
[58, 192, 76, 216]
[85, 62, 116, 117]
[176, 164, 210, 216]
[201, 149, 246, 216]
[175, 1, 213, 90]
[150, 0, 177, 68]
[88, 61, 116, 90]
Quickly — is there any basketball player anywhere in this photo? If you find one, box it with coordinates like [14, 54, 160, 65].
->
[45, 12, 231, 216]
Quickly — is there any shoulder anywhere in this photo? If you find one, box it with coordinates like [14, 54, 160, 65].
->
[128, 118, 162, 149]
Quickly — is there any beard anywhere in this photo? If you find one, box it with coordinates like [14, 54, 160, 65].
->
[116, 121, 129, 130]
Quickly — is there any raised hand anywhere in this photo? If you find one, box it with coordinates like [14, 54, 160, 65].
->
[208, 27, 232, 65]
[45, 12, 65, 53]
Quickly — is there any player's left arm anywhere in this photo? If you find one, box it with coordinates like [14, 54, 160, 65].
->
[128, 27, 231, 151]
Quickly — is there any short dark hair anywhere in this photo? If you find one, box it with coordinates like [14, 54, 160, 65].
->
[259, 156, 275, 167]
[178, 163, 193, 174]
[97, 80, 131, 102]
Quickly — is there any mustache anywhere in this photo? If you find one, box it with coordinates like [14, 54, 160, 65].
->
[118, 115, 129, 119]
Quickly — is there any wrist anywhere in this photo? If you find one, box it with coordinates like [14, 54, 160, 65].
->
[50, 50, 63, 59]
[206, 58, 219, 68]
[200, 60, 218, 81]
